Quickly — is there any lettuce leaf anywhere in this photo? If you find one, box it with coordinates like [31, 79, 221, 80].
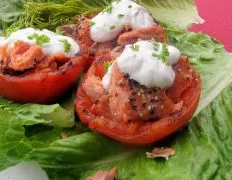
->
[45, 84, 232, 180]
[166, 29, 232, 116]
[139, 0, 204, 29]
[0, 0, 23, 29]
[0, 98, 75, 128]
[1, 85, 232, 179]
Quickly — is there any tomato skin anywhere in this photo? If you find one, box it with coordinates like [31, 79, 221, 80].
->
[0, 56, 85, 104]
[75, 55, 201, 145]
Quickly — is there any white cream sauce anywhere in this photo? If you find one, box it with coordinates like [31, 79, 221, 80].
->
[90, 0, 154, 42]
[102, 41, 181, 90]
[0, 28, 80, 57]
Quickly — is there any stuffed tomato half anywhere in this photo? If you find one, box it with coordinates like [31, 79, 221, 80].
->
[0, 28, 86, 104]
[75, 0, 201, 145]
[75, 39, 201, 145]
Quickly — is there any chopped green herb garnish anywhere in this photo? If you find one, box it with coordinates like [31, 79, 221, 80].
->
[56, 28, 64, 35]
[90, 21, 96, 27]
[130, 44, 140, 52]
[103, 5, 113, 14]
[36, 34, 50, 46]
[152, 53, 159, 58]
[152, 41, 160, 51]
[60, 39, 71, 53]
[28, 33, 39, 40]
[104, 61, 113, 72]
[128, 5, 132, 8]
[152, 43, 170, 65]
[160, 44, 170, 65]
[28, 33, 50, 45]
[110, 25, 116, 30]
[118, 14, 124, 18]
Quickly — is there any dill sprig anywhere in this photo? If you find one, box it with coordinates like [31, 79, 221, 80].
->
[5, 0, 110, 34]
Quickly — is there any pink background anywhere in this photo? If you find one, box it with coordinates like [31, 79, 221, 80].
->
[191, 0, 232, 51]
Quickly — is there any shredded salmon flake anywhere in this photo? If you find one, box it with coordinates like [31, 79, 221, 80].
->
[146, 147, 176, 160]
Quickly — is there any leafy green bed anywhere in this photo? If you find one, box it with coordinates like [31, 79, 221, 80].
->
[0, 0, 232, 179]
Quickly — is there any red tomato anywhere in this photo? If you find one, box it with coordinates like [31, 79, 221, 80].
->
[0, 56, 85, 104]
[75, 55, 201, 145]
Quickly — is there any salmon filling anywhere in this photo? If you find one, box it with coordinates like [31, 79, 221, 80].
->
[75, 46, 201, 145]
[0, 29, 86, 103]
[0, 40, 78, 75]
[74, 15, 201, 144]
[81, 54, 197, 123]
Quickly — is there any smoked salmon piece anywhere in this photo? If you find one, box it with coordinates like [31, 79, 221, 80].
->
[117, 25, 168, 45]
[8, 41, 44, 71]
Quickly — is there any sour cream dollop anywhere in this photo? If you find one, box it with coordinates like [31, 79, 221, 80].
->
[90, 0, 154, 42]
[102, 41, 181, 90]
[0, 28, 80, 57]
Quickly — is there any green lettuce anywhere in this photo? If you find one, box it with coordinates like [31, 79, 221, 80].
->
[139, 0, 204, 29]
[1, 0, 232, 180]
[1, 84, 232, 179]
[166, 29, 232, 115]
[0, 98, 75, 128]
[0, 0, 23, 29]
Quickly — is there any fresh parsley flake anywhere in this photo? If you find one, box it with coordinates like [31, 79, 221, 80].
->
[28, 33, 50, 46]
[104, 61, 113, 72]
[110, 25, 116, 30]
[128, 5, 132, 8]
[160, 44, 170, 65]
[90, 21, 96, 27]
[118, 14, 125, 18]
[59, 39, 71, 53]
[36, 34, 50, 46]
[55, 29, 64, 35]
[152, 43, 170, 65]
[152, 42, 160, 51]
[152, 53, 159, 58]
[130, 44, 140, 52]
[28, 33, 39, 40]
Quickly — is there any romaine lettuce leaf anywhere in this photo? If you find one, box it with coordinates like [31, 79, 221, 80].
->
[0, 98, 75, 128]
[166, 29, 232, 116]
[0, 0, 23, 29]
[1, 84, 232, 179]
[139, 0, 204, 29]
